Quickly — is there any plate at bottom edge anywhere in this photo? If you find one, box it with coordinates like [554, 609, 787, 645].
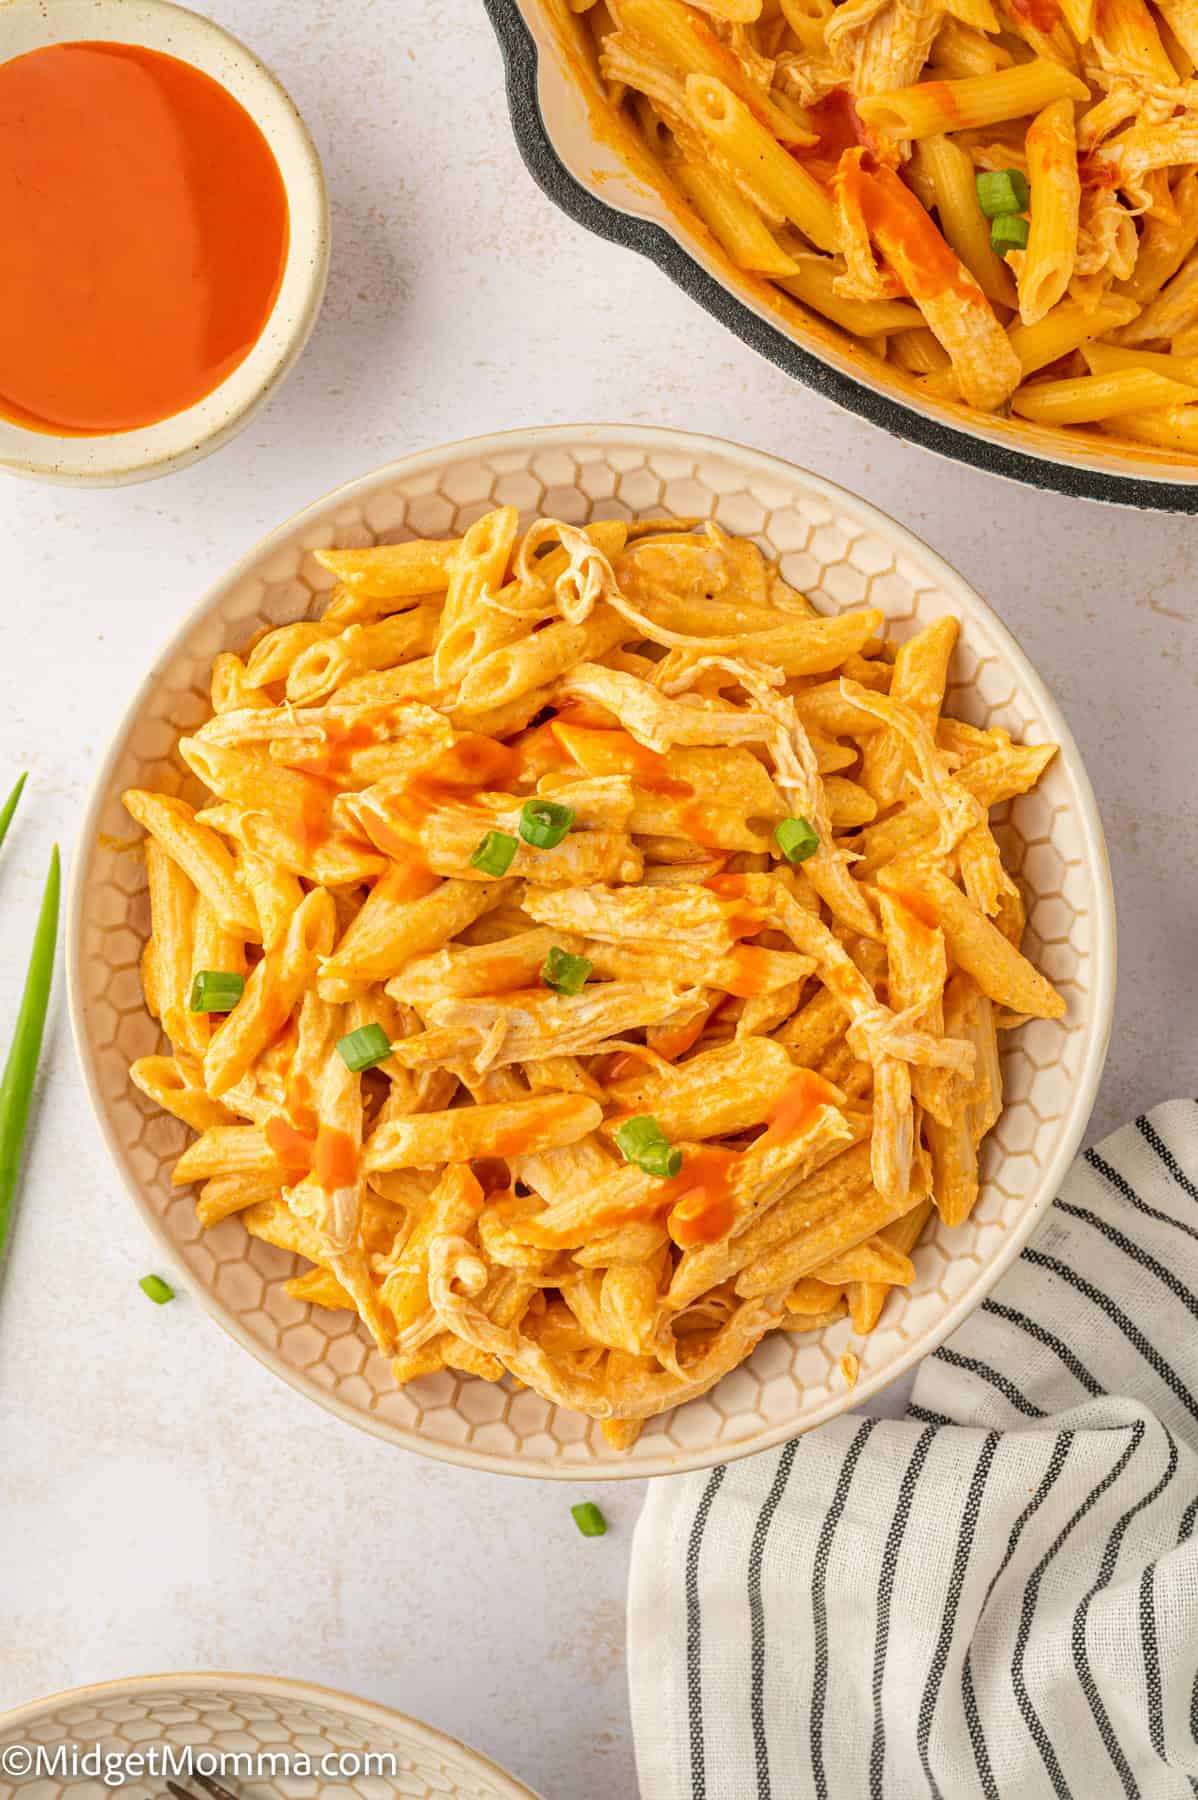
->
[0, 1671, 542, 1798]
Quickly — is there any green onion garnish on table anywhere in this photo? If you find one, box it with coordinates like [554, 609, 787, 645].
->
[139, 1273, 174, 1305]
[990, 212, 1030, 253]
[0, 840, 60, 1266]
[0, 773, 27, 853]
[976, 168, 1030, 218]
[614, 1114, 682, 1180]
[337, 1022, 392, 1072]
[470, 829, 518, 876]
[775, 815, 820, 864]
[519, 797, 575, 849]
[541, 946, 592, 995]
[188, 969, 244, 1013]
[571, 1502, 607, 1538]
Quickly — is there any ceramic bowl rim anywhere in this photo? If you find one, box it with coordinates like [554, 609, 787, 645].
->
[66, 422, 1117, 1479]
[0, 1669, 542, 1798]
[0, 0, 329, 486]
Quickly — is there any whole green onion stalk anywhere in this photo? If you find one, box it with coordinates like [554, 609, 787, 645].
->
[0, 836, 60, 1266]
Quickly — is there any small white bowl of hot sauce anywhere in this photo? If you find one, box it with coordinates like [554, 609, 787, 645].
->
[0, 0, 329, 484]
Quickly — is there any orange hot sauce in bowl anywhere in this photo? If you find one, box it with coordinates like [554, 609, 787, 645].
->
[0, 40, 289, 436]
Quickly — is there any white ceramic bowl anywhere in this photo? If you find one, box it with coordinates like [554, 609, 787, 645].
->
[485, 0, 1198, 512]
[67, 424, 1116, 1478]
[0, 1672, 541, 1798]
[0, 0, 329, 487]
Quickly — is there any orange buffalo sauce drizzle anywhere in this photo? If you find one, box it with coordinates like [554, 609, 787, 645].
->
[265, 1117, 360, 1191]
[616, 1068, 841, 1247]
[809, 88, 871, 158]
[488, 1111, 557, 1158]
[838, 155, 983, 307]
[409, 735, 522, 802]
[1026, 111, 1074, 183]
[0, 42, 288, 435]
[1078, 151, 1120, 191]
[647, 995, 728, 1065]
[895, 888, 940, 930]
[1009, 0, 1062, 30]
[552, 723, 693, 799]
[288, 706, 408, 781]
[758, 1068, 841, 1151]
[354, 735, 521, 889]
[796, 88, 880, 185]
[724, 945, 772, 1000]
[316, 1127, 360, 1192]
[390, 859, 442, 899]
[390, 735, 522, 832]
[551, 721, 732, 849]
[705, 871, 769, 943]
[265, 1118, 313, 1178]
[284, 1066, 318, 1140]
[661, 1147, 741, 1246]
[293, 773, 341, 858]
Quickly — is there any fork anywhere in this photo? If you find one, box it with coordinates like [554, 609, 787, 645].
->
[166, 1775, 237, 1800]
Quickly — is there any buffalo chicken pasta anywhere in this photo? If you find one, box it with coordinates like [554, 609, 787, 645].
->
[122, 510, 1062, 1446]
[571, 0, 1198, 452]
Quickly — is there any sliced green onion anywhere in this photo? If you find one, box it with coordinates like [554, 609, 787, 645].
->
[470, 829, 518, 877]
[990, 212, 1030, 253]
[541, 946, 592, 995]
[976, 168, 1030, 218]
[0, 845, 60, 1267]
[614, 1114, 682, 1180]
[639, 1139, 683, 1178]
[775, 816, 820, 864]
[139, 1273, 174, 1305]
[571, 1501, 608, 1538]
[337, 1023, 392, 1072]
[188, 969, 245, 1013]
[0, 773, 27, 854]
[519, 798, 575, 849]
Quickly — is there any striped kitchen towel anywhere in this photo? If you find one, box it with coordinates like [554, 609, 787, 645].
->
[628, 1100, 1198, 1800]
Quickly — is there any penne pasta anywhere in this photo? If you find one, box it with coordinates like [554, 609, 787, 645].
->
[778, 258, 924, 336]
[854, 62, 1088, 142]
[1016, 98, 1080, 326]
[1012, 366, 1198, 422]
[314, 537, 458, 599]
[123, 509, 1061, 1443]
[913, 134, 1016, 310]
[124, 790, 259, 941]
[558, 0, 1198, 456]
[685, 76, 841, 252]
[1006, 294, 1141, 377]
[673, 153, 800, 275]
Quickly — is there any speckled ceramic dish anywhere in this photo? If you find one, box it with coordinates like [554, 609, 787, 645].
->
[0, 1672, 541, 1798]
[0, 0, 328, 487]
[484, 0, 1198, 513]
[68, 425, 1115, 1478]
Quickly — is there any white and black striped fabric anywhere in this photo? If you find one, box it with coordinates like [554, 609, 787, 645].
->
[629, 1100, 1198, 1800]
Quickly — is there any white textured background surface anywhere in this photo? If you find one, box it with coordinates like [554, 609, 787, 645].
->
[0, 4, 1192, 1797]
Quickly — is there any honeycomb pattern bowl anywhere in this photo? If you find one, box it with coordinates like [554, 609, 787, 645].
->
[67, 424, 1116, 1479]
[0, 1672, 540, 1797]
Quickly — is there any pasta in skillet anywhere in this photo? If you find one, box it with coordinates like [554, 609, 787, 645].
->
[123, 509, 1062, 1446]
[568, 0, 1198, 453]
